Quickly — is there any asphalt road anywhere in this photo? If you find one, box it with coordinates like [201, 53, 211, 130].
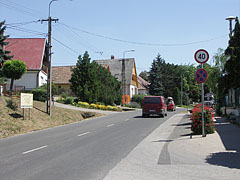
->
[0, 108, 183, 180]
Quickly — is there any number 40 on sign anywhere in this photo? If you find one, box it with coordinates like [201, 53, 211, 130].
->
[194, 49, 209, 64]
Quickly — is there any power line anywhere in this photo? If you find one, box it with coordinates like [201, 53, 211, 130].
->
[7, 26, 47, 36]
[0, 0, 43, 19]
[59, 22, 227, 47]
[52, 37, 79, 55]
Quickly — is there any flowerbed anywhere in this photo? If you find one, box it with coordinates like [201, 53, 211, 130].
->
[73, 101, 121, 112]
[191, 104, 215, 135]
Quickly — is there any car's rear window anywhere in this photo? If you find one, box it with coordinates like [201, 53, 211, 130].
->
[143, 97, 162, 104]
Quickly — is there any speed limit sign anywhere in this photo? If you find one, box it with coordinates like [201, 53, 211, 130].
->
[194, 49, 209, 64]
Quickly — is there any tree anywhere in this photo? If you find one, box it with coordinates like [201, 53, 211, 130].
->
[139, 70, 149, 81]
[70, 51, 121, 105]
[2, 59, 27, 93]
[224, 17, 240, 89]
[0, 20, 13, 79]
[70, 52, 99, 103]
[148, 54, 165, 96]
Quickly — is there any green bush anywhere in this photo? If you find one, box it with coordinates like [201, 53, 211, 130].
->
[64, 97, 74, 104]
[31, 88, 47, 102]
[6, 99, 18, 111]
[131, 94, 146, 107]
[31, 83, 57, 102]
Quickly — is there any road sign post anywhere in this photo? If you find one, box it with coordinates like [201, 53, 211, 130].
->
[194, 49, 209, 137]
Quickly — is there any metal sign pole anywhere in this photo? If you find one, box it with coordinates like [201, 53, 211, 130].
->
[201, 64, 206, 137]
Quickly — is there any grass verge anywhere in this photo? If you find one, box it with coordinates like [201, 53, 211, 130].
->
[0, 96, 103, 139]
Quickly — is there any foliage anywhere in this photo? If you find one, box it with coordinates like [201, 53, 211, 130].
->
[31, 83, 57, 102]
[224, 17, 240, 89]
[2, 59, 27, 93]
[139, 70, 149, 81]
[70, 51, 121, 105]
[5, 99, 18, 111]
[124, 102, 141, 108]
[131, 94, 146, 106]
[148, 54, 165, 96]
[0, 21, 13, 78]
[191, 104, 215, 134]
[64, 97, 74, 104]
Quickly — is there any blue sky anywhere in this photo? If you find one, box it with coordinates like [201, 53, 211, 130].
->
[1, 0, 240, 73]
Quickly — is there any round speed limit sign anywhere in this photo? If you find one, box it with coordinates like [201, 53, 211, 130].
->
[194, 49, 209, 64]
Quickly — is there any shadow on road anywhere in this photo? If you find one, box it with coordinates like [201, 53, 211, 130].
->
[205, 117, 240, 169]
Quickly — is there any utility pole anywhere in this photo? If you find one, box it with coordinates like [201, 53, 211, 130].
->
[122, 50, 135, 105]
[41, 0, 59, 116]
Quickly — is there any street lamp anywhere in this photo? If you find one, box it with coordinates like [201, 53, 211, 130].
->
[122, 50, 135, 104]
[46, 0, 71, 115]
[225, 16, 236, 37]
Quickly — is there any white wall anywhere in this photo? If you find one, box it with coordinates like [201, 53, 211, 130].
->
[130, 85, 138, 99]
[6, 70, 47, 91]
[38, 70, 47, 87]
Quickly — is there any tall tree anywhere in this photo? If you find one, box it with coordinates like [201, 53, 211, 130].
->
[0, 21, 13, 74]
[224, 17, 240, 89]
[2, 60, 27, 93]
[70, 52, 99, 103]
[70, 51, 121, 105]
[148, 54, 165, 96]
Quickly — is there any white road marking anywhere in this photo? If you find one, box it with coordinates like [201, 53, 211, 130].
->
[22, 145, 48, 155]
[77, 132, 90, 137]
[106, 124, 115, 127]
[124, 119, 130, 121]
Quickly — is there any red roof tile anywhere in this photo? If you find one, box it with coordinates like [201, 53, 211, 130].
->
[5, 38, 47, 70]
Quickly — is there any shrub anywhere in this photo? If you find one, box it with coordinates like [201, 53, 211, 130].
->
[191, 104, 215, 135]
[31, 88, 47, 102]
[89, 104, 97, 109]
[64, 97, 74, 104]
[125, 102, 141, 108]
[131, 94, 146, 107]
[6, 99, 18, 111]
[78, 101, 89, 108]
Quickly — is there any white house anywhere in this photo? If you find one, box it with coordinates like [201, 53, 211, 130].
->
[5, 38, 49, 91]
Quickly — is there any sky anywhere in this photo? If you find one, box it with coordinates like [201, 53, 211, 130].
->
[1, 0, 240, 74]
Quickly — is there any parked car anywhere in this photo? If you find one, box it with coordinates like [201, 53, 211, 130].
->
[142, 96, 167, 117]
[166, 97, 176, 111]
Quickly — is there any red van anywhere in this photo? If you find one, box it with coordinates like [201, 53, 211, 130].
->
[142, 96, 167, 117]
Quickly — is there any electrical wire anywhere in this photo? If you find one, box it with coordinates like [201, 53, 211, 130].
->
[59, 22, 227, 47]
[0, 0, 43, 19]
[7, 26, 47, 36]
[52, 37, 79, 55]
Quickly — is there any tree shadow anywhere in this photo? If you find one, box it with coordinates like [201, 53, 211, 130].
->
[206, 152, 240, 169]
[9, 113, 23, 118]
[205, 117, 240, 169]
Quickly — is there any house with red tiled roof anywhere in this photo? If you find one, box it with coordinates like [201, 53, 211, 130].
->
[52, 64, 110, 94]
[5, 38, 48, 90]
[52, 66, 74, 94]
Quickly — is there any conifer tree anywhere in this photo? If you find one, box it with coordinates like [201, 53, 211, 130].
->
[224, 17, 240, 88]
[148, 54, 165, 96]
[0, 21, 13, 72]
[70, 51, 99, 103]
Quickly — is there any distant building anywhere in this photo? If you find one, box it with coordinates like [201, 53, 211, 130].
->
[137, 76, 150, 95]
[95, 56, 138, 104]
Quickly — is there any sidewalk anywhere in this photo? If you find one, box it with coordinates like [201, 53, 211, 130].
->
[103, 113, 240, 180]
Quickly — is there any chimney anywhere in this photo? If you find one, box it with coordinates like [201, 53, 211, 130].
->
[111, 55, 115, 59]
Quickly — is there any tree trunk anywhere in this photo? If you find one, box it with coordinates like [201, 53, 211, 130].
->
[10, 78, 14, 96]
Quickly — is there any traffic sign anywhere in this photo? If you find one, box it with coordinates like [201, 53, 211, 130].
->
[195, 69, 208, 83]
[194, 49, 209, 64]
